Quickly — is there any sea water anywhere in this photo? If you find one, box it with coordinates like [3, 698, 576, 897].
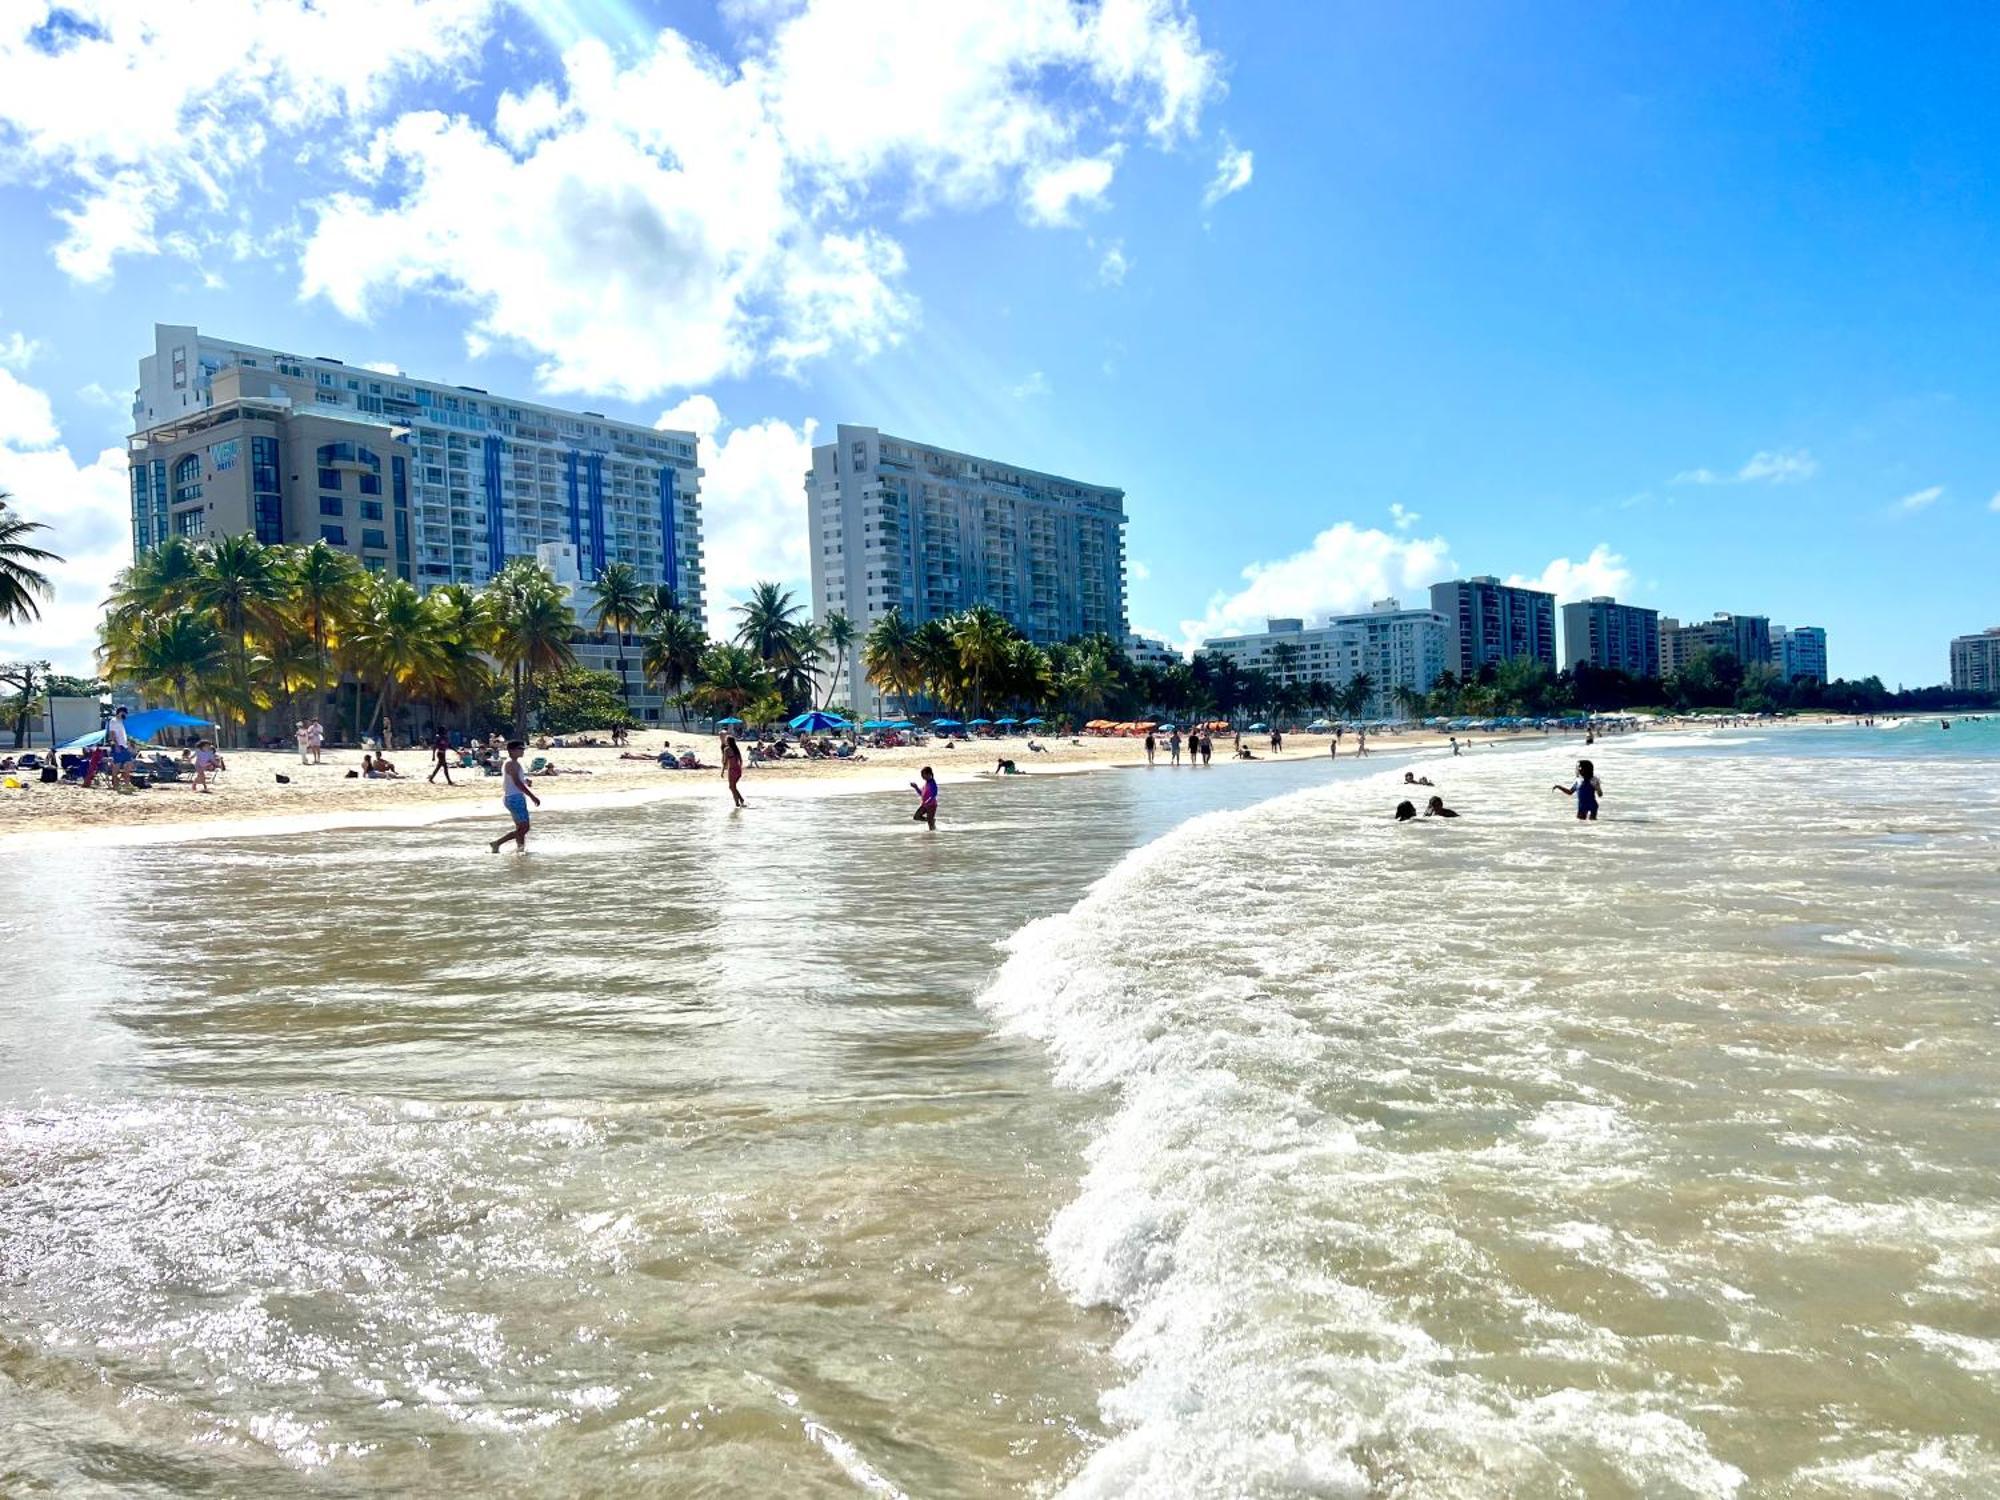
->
[3, 722, 1997, 1497]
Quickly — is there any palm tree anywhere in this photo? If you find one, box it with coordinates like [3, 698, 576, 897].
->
[734, 582, 806, 662]
[0, 493, 61, 625]
[915, 618, 959, 710]
[862, 609, 923, 717]
[1063, 644, 1115, 722]
[783, 618, 826, 710]
[818, 610, 856, 711]
[588, 560, 647, 707]
[1393, 683, 1427, 723]
[345, 576, 446, 742]
[1340, 671, 1376, 720]
[186, 535, 288, 746]
[428, 582, 493, 732]
[485, 558, 576, 737]
[949, 605, 1016, 721]
[692, 643, 770, 719]
[111, 611, 227, 715]
[1005, 637, 1054, 714]
[641, 609, 707, 726]
[285, 541, 366, 727]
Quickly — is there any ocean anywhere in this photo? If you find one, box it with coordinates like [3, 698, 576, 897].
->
[3, 720, 1997, 1497]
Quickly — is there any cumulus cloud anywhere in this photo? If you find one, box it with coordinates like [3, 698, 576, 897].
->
[301, 1, 1228, 399]
[1203, 138, 1253, 206]
[1389, 502, 1420, 532]
[1177, 521, 1451, 653]
[0, 331, 40, 370]
[1893, 484, 1943, 514]
[0, 0, 495, 282]
[1673, 448, 1818, 486]
[1506, 543, 1632, 603]
[656, 395, 817, 637]
[0, 349, 131, 674]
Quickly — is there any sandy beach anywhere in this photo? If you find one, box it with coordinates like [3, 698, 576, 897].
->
[0, 724, 1555, 845]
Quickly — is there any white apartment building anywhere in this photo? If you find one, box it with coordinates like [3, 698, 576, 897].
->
[1770, 624, 1829, 684]
[1950, 627, 2000, 696]
[806, 424, 1127, 704]
[1125, 633, 1181, 672]
[131, 324, 705, 614]
[1201, 599, 1449, 717]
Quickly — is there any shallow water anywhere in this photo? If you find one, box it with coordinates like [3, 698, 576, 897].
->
[4, 722, 1998, 1497]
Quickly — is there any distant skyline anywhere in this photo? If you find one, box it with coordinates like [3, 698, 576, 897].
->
[3, 0, 1997, 686]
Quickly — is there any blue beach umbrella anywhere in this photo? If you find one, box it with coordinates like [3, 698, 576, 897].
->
[861, 718, 891, 730]
[58, 708, 213, 751]
[788, 710, 848, 733]
[717, 716, 744, 726]
[1248, 721, 1268, 731]
[995, 716, 1019, 725]
[968, 718, 992, 726]
[932, 717, 963, 728]
[1024, 716, 1045, 725]
[890, 719, 916, 730]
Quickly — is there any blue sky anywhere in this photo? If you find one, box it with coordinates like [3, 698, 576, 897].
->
[1, 0, 1995, 686]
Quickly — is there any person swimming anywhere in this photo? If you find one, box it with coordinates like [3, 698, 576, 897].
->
[1394, 800, 1417, 821]
[1424, 795, 1459, 818]
[1554, 758, 1602, 821]
[1403, 772, 1434, 787]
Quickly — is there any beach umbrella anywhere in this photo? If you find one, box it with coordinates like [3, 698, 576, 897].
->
[968, 718, 992, 726]
[788, 710, 848, 733]
[717, 716, 744, 726]
[995, 716, 1018, 725]
[932, 717, 963, 728]
[890, 719, 916, 729]
[1024, 716, 1044, 725]
[1156, 723, 1176, 732]
[1249, 721, 1268, 731]
[861, 719, 890, 730]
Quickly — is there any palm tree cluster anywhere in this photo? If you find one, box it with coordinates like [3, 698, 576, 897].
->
[860, 606, 1128, 722]
[0, 492, 62, 626]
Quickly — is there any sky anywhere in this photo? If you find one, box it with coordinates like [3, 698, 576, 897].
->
[1, 0, 1996, 687]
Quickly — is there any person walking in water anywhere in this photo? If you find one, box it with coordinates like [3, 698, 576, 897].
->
[1554, 758, 1603, 821]
[910, 765, 939, 830]
[1169, 728, 1181, 766]
[428, 725, 454, 785]
[1144, 730, 1156, 767]
[489, 740, 540, 853]
[721, 732, 746, 807]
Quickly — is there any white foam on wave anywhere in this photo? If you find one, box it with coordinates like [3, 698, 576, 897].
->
[979, 740, 2000, 1497]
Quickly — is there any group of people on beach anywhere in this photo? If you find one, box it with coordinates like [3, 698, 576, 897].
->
[1141, 728, 1218, 766]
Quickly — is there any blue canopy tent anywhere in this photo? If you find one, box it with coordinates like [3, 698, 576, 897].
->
[57, 708, 212, 752]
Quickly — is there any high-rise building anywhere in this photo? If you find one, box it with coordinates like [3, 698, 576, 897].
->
[1950, 627, 2000, 695]
[1561, 596, 1661, 678]
[129, 324, 705, 613]
[1201, 599, 1450, 716]
[1428, 576, 1557, 677]
[1769, 624, 1829, 684]
[806, 424, 1126, 704]
[1659, 613, 1773, 674]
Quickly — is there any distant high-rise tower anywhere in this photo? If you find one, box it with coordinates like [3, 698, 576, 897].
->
[1428, 576, 1557, 678]
[1561, 596, 1661, 678]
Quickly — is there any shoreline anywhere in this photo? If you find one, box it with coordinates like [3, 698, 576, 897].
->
[0, 717, 1819, 852]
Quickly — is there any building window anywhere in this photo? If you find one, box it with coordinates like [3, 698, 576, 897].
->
[360, 500, 384, 521]
[362, 528, 387, 550]
[174, 509, 207, 538]
[364, 556, 386, 573]
[320, 497, 344, 517]
[172, 453, 203, 504]
[321, 524, 347, 545]
[319, 467, 342, 491]
[358, 471, 381, 496]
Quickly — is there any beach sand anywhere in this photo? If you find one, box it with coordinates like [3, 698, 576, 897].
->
[0, 716, 1812, 847]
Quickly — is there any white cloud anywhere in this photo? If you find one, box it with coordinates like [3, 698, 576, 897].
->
[1389, 502, 1420, 532]
[1203, 139, 1253, 207]
[0, 349, 130, 674]
[1988, 490, 2000, 514]
[1128, 558, 1151, 582]
[1893, 484, 1943, 514]
[1506, 543, 1632, 603]
[1023, 150, 1119, 226]
[360, 359, 403, 376]
[0, 331, 40, 370]
[301, 1, 1227, 400]
[1011, 370, 1051, 399]
[1178, 521, 1451, 654]
[655, 396, 817, 637]
[0, 0, 496, 283]
[1673, 448, 1817, 486]
[1097, 239, 1130, 285]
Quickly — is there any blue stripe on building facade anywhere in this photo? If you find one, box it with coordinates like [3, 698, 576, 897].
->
[658, 466, 679, 608]
[585, 454, 606, 577]
[565, 450, 582, 560]
[482, 438, 506, 576]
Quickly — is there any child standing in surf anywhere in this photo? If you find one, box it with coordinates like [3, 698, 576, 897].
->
[1554, 758, 1603, 821]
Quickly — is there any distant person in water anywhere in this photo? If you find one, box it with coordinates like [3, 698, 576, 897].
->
[1169, 728, 1181, 765]
[721, 732, 745, 807]
[911, 766, 939, 829]
[1144, 730, 1156, 766]
[1394, 799, 1417, 821]
[1424, 795, 1459, 818]
[1200, 731, 1213, 766]
[489, 740, 540, 853]
[1554, 758, 1602, 820]
[1403, 771, 1434, 787]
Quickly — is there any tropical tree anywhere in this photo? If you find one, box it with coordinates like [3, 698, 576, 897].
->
[915, 618, 958, 709]
[343, 576, 447, 741]
[284, 541, 366, 725]
[427, 582, 493, 730]
[108, 612, 227, 716]
[0, 493, 61, 625]
[1339, 671, 1376, 720]
[588, 560, 647, 706]
[642, 608, 707, 726]
[485, 558, 576, 737]
[691, 642, 770, 720]
[1393, 683, 1427, 722]
[186, 535, 289, 745]
[734, 581, 806, 661]
[862, 609, 923, 716]
[1062, 642, 1116, 722]
[949, 604, 1015, 721]
[819, 610, 856, 711]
